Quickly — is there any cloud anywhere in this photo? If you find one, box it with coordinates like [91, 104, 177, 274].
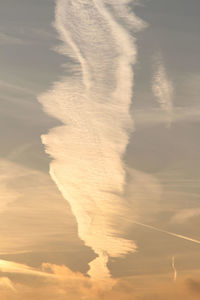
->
[0, 276, 16, 291]
[171, 256, 177, 282]
[0, 259, 199, 300]
[152, 54, 174, 128]
[0, 160, 80, 255]
[171, 208, 200, 224]
[38, 0, 145, 278]
[0, 259, 54, 278]
[28, 28, 56, 41]
[0, 32, 28, 45]
[0, 80, 34, 96]
[0, 259, 117, 299]
[104, 0, 147, 32]
[135, 72, 200, 127]
[134, 106, 200, 127]
[125, 168, 162, 223]
[0, 160, 22, 213]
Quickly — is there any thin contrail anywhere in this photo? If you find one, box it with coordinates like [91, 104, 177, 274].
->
[171, 256, 177, 282]
[133, 221, 200, 244]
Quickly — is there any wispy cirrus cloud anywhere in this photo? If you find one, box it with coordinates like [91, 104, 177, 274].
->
[134, 106, 200, 127]
[171, 208, 200, 224]
[0, 32, 28, 45]
[152, 54, 174, 128]
[0, 80, 35, 96]
[0, 260, 54, 278]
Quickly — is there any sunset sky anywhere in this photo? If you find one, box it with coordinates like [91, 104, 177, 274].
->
[0, 0, 200, 299]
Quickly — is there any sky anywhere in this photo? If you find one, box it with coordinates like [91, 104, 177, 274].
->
[0, 0, 200, 299]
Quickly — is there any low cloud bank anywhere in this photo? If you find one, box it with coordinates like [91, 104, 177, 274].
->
[0, 259, 200, 300]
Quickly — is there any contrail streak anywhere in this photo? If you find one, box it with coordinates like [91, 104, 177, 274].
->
[171, 256, 177, 282]
[133, 221, 200, 244]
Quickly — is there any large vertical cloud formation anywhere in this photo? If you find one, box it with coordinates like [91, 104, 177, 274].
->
[38, 0, 144, 279]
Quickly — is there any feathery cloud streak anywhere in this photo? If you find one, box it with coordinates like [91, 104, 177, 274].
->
[152, 55, 174, 128]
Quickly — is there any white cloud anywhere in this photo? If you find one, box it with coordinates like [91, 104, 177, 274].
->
[38, 0, 145, 279]
[152, 54, 174, 128]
